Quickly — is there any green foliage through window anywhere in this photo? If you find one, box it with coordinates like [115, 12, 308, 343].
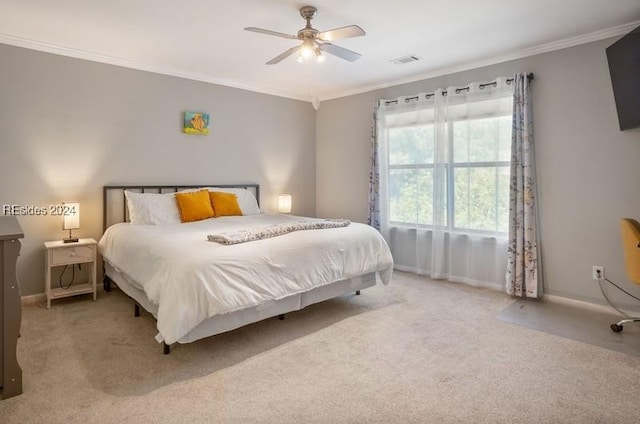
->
[388, 115, 511, 234]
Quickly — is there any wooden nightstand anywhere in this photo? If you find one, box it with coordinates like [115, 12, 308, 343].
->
[44, 238, 97, 309]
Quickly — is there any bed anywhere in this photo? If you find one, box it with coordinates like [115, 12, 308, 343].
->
[99, 184, 394, 354]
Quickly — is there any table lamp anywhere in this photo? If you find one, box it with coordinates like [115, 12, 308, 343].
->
[278, 194, 292, 214]
[62, 202, 80, 243]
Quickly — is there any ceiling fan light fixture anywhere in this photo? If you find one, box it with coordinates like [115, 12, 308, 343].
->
[301, 46, 314, 59]
[314, 45, 325, 62]
[245, 6, 365, 65]
[300, 38, 315, 59]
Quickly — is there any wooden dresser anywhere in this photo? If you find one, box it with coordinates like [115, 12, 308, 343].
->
[0, 216, 23, 399]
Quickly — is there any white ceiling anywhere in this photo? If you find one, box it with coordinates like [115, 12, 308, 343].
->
[1, 0, 639, 102]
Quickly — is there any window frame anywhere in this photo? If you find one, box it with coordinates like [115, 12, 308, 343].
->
[386, 110, 512, 235]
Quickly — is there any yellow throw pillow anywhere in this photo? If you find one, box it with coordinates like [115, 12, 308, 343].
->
[209, 191, 243, 217]
[175, 190, 215, 222]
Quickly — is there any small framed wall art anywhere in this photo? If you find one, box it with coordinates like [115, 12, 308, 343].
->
[183, 111, 210, 135]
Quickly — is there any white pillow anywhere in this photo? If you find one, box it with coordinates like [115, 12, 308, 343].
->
[124, 191, 148, 225]
[124, 191, 181, 225]
[202, 187, 261, 215]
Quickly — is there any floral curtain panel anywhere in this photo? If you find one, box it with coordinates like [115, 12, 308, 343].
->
[506, 73, 542, 297]
[368, 109, 381, 230]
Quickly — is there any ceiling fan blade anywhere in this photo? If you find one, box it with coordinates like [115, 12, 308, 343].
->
[317, 25, 365, 41]
[266, 45, 302, 65]
[244, 27, 298, 40]
[319, 42, 361, 62]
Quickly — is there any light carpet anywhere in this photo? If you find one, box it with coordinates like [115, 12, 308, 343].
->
[2, 271, 639, 424]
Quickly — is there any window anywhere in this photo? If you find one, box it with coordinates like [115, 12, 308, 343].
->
[451, 115, 511, 233]
[388, 124, 435, 226]
[386, 98, 512, 234]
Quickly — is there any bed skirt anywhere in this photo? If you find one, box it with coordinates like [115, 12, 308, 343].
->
[104, 262, 377, 344]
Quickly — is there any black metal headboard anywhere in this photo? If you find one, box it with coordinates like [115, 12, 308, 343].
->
[103, 184, 260, 232]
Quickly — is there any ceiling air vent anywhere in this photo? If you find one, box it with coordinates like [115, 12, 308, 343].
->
[390, 54, 421, 65]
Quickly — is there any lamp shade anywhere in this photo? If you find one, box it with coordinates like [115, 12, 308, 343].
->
[278, 194, 292, 214]
[62, 202, 80, 230]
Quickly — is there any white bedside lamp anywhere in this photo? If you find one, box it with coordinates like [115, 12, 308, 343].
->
[278, 194, 292, 214]
[62, 202, 80, 243]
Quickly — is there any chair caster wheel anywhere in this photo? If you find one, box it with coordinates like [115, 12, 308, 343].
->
[611, 323, 624, 333]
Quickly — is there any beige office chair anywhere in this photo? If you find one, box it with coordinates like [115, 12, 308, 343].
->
[609, 218, 640, 332]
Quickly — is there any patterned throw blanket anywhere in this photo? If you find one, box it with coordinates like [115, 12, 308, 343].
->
[207, 218, 351, 245]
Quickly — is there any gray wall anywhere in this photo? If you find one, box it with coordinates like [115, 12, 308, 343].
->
[0, 44, 316, 297]
[316, 38, 640, 306]
[4, 36, 640, 307]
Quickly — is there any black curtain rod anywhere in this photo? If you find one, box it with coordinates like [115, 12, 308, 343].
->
[384, 73, 534, 106]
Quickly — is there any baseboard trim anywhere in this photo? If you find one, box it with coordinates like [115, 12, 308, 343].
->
[18, 283, 631, 315]
[396, 266, 630, 315]
[21, 293, 45, 305]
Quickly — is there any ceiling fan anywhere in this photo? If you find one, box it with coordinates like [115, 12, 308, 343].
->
[244, 5, 366, 65]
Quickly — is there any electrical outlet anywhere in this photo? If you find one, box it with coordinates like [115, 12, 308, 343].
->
[592, 266, 605, 280]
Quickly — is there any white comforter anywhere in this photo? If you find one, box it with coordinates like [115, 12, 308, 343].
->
[99, 213, 393, 344]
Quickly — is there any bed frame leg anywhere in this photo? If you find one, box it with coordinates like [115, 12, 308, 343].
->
[134, 303, 140, 317]
[278, 314, 285, 320]
[163, 342, 170, 355]
[103, 275, 112, 292]
[355, 290, 361, 295]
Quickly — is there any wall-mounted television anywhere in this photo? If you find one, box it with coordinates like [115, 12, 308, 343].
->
[606, 25, 640, 131]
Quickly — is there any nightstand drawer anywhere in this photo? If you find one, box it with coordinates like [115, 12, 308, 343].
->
[51, 245, 95, 266]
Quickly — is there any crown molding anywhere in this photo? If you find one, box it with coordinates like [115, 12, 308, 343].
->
[0, 32, 313, 103]
[317, 20, 640, 101]
[1, 20, 638, 105]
